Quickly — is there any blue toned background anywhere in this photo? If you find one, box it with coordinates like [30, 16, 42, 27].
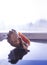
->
[0, 60, 47, 65]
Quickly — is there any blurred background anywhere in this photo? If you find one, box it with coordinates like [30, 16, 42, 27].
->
[0, 0, 47, 65]
[0, 0, 47, 31]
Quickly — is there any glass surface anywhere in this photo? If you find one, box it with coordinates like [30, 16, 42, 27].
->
[0, 40, 47, 65]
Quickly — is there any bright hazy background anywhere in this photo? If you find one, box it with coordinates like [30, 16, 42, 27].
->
[0, 0, 47, 29]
